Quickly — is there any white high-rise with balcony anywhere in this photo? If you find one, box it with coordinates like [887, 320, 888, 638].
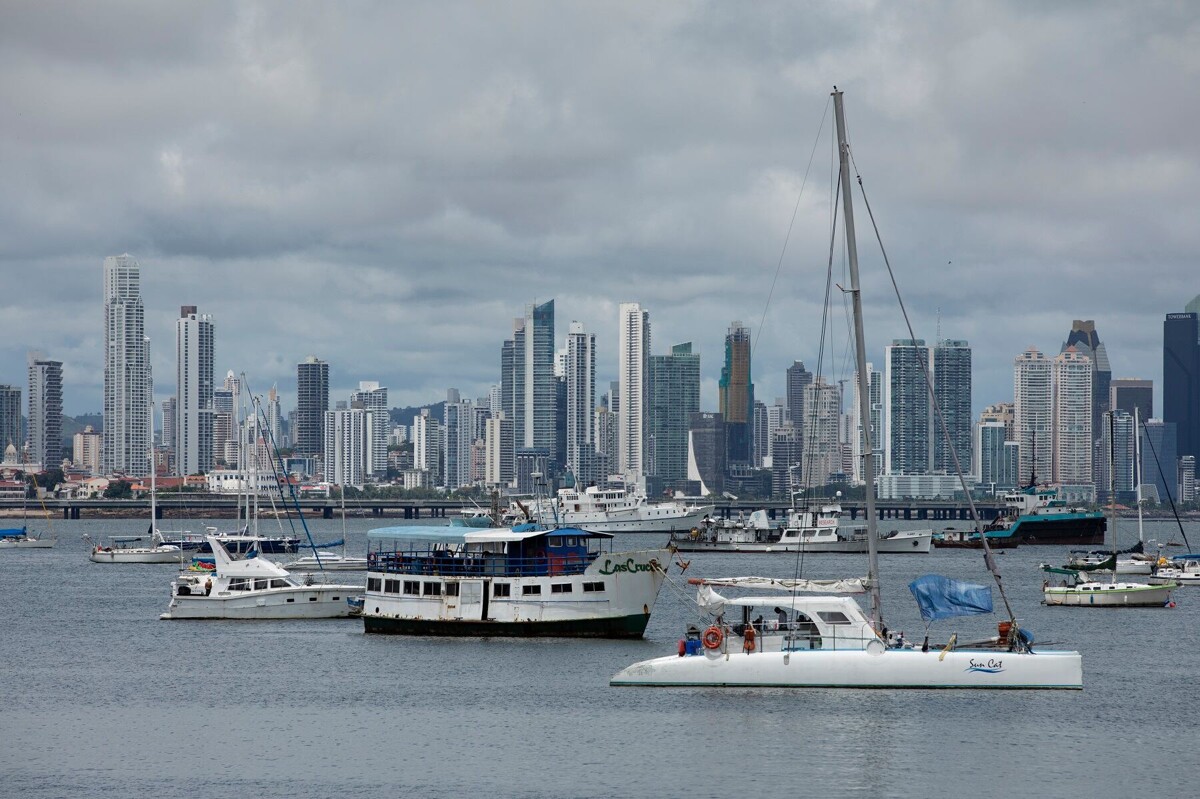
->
[175, 306, 214, 476]
[1052, 347, 1093, 486]
[103, 254, 153, 475]
[1014, 347, 1053, 485]
[565, 321, 596, 484]
[618, 302, 650, 479]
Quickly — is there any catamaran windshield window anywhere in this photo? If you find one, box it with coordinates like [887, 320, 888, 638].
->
[269, 579, 290, 589]
[816, 611, 851, 625]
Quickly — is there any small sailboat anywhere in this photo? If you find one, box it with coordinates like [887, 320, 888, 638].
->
[85, 427, 182, 563]
[0, 473, 57, 549]
[612, 89, 1082, 689]
[280, 484, 367, 571]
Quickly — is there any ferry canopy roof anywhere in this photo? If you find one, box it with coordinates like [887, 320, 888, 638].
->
[367, 525, 612, 543]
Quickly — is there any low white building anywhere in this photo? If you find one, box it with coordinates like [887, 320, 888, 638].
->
[877, 473, 976, 500]
[205, 469, 280, 495]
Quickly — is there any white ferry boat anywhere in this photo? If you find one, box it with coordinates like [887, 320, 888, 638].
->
[671, 503, 932, 553]
[360, 524, 668, 637]
[523, 486, 713, 534]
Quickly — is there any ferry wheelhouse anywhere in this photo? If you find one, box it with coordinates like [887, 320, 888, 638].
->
[361, 524, 668, 637]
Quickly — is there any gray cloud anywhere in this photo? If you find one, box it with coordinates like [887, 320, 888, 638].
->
[1, 1, 1197, 418]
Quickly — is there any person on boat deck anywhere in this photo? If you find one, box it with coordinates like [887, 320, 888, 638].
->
[774, 606, 790, 629]
[752, 615, 765, 633]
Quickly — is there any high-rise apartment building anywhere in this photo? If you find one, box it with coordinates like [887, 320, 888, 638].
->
[785, 360, 813, 440]
[975, 421, 1017, 491]
[1163, 306, 1200, 469]
[1014, 347, 1053, 485]
[413, 409, 441, 485]
[647, 342, 700, 486]
[323, 407, 366, 488]
[485, 412, 514, 488]
[350, 381, 389, 479]
[752, 400, 769, 468]
[687, 412, 725, 496]
[719, 322, 753, 466]
[800, 380, 841, 489]
[27, 353, 62, 468]
[0, 385, 20, 452]
[501, 301, 556, 469]
[1062, 320, 1112, 444]
[1097, 410, 1135, 502]
[443, 391, 474, 490]
[618, 302, 650, 478]
[175, 306, 214, 476]
[1052, 347, 1094, 486]
[1141, 419, 1178, 503]
[296, 356, 329, 458]
[103, 254, 153, 475]
[979, 403, 1015, 442]
[265, 385, 283, 450]
[73, 425, 102, 475]
[564, 322, 597, 487]
[884, 339, 931, 475]
[933, 339, 972, 472]
[770, 423, 801, 497]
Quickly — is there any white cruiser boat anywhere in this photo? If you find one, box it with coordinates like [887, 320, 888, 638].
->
[360, 524, 668, 637]
[160, 536, 362, 620]
[0, 526, 56, 549]
[281, 551, 369, 571]
[523, 486, 713, 534]
[670, 504, 931, 553]
[611, 578, 1082, 689]
[86, 529, 183, 563]
[1148, 557, 1200, 587]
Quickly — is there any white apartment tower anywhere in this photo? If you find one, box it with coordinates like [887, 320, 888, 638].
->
[800, 379, 842, 489]
[27, 352, 63, 469]
[850, 364, 883, 485]
[1052, 347, 1094, 486]
[350, 381, 389, 479]
[1014, 347, 1053, 485]
[175, 306, 214, 476]
[565, 321, 596, 484]
[618, 302, 650, 479]
[323, 407, 366, 488]
[103, 254, 153, 475]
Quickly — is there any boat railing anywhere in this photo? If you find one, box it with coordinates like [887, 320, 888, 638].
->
[367, 548, 596, 578]
[713, 622, 877, 653]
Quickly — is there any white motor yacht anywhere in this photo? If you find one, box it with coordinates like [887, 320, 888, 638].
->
[160, 536, 363, 620]
[1148, 558, 1200, 587]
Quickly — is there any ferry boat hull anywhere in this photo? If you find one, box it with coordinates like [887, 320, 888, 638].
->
[1000, 513, 1106, 545]
[610, 647, 1083, 689]
[362, 611, 652, 638]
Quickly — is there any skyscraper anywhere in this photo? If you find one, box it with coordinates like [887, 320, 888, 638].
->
[800, 379, 841, 489]
[618, 302, 650, 478]
[443, 390, 474, 489]
[1052, 347, 1093, 486]
[1141, 419, 1178, 503]
[351, 381, 389, 479]
[687, 412, 725, 496]
[752, 400, 769, 468]
[296, 356, 329, 458]
[413, 409, 441, 484]
[565, 322, 597, 486]
[103, 254, 153, 475]
[647, 342, 700, 485]
[1014, 347, 1053, 485]
[770, 423, 801, 497]
[323, 407, 366, 488]
[0, 385, 19, 452]
[523, 300, 556, 452]
[785, 360, 813, 433]
[1062, 320, 1112, 443]
[1163, 307, 1200, 469]
[175, 306, 214, 476]
[719, 322, 753, 466]
[850, 364, 882, 486]
[975, 420, 1016, 490]
[932, 339, 972, 473]
[27, 353, 62, 468]
[1109, 378, 1153, 424]
[884, 339, 930, 475]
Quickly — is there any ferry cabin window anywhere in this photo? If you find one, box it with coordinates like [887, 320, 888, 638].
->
[403, 580, 420, 595]
[444, 582, 460, 596]
[384, 579, 401, 594]
[367, 578, 382, 592]
[551, 583, 572, 594]
[522, 585, 542, 596]
[816, 611, 851, 625]
[493, 583, 511, 598]
[423, 582, 442, 596]
[582, 581, 605, 593]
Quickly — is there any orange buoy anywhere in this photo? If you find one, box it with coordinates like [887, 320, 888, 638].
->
[702, 625, 723, 650]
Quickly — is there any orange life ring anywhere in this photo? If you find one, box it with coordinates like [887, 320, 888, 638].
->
[743, 625, 757, 653]
[702, 625, 723, 650]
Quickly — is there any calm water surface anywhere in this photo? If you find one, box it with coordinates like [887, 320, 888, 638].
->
[2, 517, 1197, 798]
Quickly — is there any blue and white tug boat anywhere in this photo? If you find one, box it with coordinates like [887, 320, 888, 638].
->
[360, 524, 668, 637]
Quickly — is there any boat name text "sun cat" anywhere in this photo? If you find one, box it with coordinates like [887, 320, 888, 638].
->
[598, 558, 657, 576]
[966, 658, 1005, 674]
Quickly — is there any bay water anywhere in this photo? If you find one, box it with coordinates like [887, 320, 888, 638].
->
[2, 517, 1197, 798]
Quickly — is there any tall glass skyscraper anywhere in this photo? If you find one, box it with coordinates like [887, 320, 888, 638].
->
[296, 356, 329, 458]
[933, 340, 972, 473]
[0, 384, 21, 453]
[618, 303, 650, 478]
[1061, 320, 1111, 443]
[647, 342, 700, 485]
[1163, 307, 1199, 469]
[27, 353, 62, 468]
[565, 322, 597, 486]
[103, 254, 153, 475]
[1014, 347, 1053, 485]
[719, 322, 753, 466]
[884, 339, 930, 475]
[508, 300, 557, 456]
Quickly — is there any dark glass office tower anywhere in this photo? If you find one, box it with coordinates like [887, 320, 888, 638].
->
[1163, 311, 1199, 466]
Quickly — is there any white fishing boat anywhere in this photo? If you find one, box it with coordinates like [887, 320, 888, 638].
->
[611, 89, 1082, 690]
[160, 536, 362, 620]
[523, 485, 713, 533]
[360, 524, 668, 637]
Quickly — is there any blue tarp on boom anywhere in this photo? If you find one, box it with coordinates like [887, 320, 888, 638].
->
[908, 574, 994, 622]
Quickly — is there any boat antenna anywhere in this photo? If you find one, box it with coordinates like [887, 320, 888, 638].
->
[847, 127, 1023, 637]
[833, 87, 883, 630]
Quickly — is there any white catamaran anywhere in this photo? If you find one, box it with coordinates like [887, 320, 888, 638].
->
[611, 88, 1083, 689]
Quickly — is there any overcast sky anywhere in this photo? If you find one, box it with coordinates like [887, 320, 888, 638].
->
[2, 2, 1197, 419]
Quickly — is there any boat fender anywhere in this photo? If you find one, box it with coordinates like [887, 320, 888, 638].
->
[702, 625, 723, 650]
[678, 639, 687, 657]
[742, 626, 756, 653]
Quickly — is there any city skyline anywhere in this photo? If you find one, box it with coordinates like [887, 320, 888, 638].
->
[2, 5, 1198, 425]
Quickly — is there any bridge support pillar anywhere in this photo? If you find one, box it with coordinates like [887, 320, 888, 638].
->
[323, 506, 333, 519]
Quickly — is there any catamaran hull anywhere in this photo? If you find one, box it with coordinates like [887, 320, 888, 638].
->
[610, 648, 1083, 689]
[160, 586, 361, 619]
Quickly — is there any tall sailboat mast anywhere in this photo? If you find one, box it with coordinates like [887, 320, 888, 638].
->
[833, 88, 883, 628]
